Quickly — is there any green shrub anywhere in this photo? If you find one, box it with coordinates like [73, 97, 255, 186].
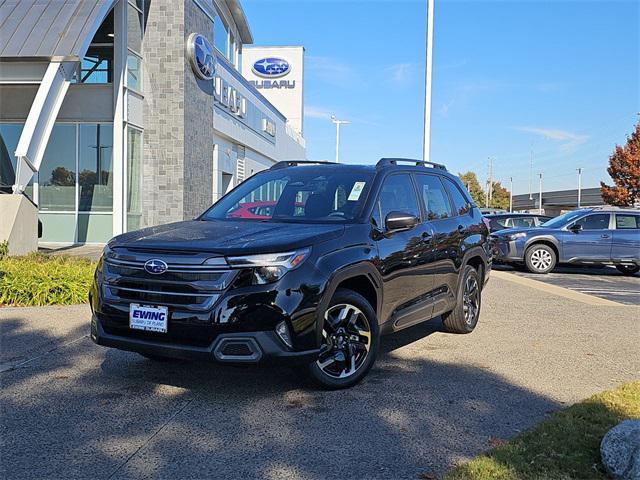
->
[0, 241, 8, 260]
[0, 253, 97, 306]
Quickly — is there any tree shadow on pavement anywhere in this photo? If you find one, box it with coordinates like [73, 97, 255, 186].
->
[1, 315, 562, 480]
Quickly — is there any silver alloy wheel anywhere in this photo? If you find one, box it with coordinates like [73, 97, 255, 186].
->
[317, 303, 372, 379]
[530, 248, 553, 271]
[462, 275, 479, 325]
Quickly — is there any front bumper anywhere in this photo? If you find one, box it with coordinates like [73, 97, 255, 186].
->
[492, 237, 525, 263]
[91, 314, 320, 365]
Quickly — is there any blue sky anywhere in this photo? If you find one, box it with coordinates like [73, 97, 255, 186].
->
[243, 0, 639, 194]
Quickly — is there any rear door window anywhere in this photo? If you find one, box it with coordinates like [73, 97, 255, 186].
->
[443, 178, 471, 216]
[414, 174, 453, 220]
[615, 215, 640, 229]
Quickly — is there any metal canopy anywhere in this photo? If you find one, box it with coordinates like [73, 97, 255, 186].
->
[0, 0, 114, 60]
[5, 0, 117, 194]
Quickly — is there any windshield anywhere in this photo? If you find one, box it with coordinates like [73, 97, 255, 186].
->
[541, 210, 589, 228]
[201, 168, 375, 223]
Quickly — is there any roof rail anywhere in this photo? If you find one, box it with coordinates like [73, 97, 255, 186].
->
[591, 205, 639, 211]
[376, 158, 447, 171]
[270, 160, 337, 170]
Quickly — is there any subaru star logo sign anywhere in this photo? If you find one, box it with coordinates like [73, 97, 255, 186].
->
[252, 57, 291, 78]
[187, 33, 216, 80]
[144, 259, 168, 275]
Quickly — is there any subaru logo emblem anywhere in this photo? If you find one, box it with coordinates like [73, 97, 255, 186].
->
[252, 57, 291, 78]
[144, 259, 168, 275]
[187, 33, 216, 80]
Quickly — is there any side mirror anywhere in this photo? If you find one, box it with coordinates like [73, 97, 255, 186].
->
[569, 223, 582, 233]
[385, 211, 419, 232]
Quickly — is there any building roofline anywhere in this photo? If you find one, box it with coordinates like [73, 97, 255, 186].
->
[224, 0, 253, 44]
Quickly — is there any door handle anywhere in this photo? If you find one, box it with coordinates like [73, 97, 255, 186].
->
[601, 234, 610, 238]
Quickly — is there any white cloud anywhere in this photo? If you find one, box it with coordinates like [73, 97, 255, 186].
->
[384, 63, 418, 87]
[513, 126, 589, 152]
[306, 56, 359, 86]
[304, 105, 333, 120]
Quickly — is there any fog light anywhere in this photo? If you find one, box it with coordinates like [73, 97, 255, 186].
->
[275, 320, 292, 348]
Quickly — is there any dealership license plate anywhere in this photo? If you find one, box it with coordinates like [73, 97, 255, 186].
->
[129, 304, 168, 333]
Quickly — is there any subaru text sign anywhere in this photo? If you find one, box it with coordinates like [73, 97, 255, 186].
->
[187, 33, 216, 80]
[252, 57, 291, 78]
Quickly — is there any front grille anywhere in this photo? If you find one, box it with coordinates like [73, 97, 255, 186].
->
[102, 256, 236, 311]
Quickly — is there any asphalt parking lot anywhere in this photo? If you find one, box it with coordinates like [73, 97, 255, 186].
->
[1, 273, 639, 480]
[495, 264, 640, 306]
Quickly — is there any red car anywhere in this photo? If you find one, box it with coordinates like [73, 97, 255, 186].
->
[227, 201, 277, 219]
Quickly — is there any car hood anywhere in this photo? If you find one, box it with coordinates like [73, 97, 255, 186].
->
[110, 220, 346, 255]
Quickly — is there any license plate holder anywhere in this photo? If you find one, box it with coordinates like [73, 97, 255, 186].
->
[129, 304, 168, 333]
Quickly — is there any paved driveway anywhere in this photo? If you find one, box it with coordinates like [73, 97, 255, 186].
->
[496, 264, 640, 305]
[1, 275, 638, 479]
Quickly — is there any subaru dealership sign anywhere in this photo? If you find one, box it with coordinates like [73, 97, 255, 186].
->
[187, 33, 216, 80]
[252, 57, 291, 78]
[242, 47, 305, 135]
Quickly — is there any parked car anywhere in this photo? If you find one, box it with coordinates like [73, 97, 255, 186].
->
[485, 213, 552, 232]
[480, 208, 506, 215]
[491, 207, 640, 275]
[90, 159, 492, 389]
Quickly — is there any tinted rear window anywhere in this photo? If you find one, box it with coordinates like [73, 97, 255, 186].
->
[616, 215, 640, 229]
[443, 178, 471, 216]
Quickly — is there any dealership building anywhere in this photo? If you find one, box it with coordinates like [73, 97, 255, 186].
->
[0, 0, 305, 247]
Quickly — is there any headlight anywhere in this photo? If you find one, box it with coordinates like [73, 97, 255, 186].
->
[506, 232, 527, 240]
[226, 248, 311, 284]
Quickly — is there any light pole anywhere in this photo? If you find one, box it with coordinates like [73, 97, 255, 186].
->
[423, 0, 435, 162]
[538, 172, 544, 214]
[577, 167, 582, 208]
[331, 115, 350, 163]
[509, 176, 513, 212]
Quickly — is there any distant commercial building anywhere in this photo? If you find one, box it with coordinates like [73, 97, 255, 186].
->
[0, 0, 305, 245]
[513, 187, 605, 216]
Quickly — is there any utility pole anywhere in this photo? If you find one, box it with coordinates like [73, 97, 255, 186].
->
[485, 157, 494, 208]
[538, 172, 544, 214]
[330, 115, 350, 163]
[422, 0, 435, 162]
[577, 167, 582, 208]
[529, 142, 533, 201]
[509, 176, 513, 212]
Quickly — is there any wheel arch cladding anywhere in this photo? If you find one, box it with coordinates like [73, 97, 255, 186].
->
[465, 255, 485, 283]
[526, 239, 559, 260]
[335, 275, 378, 314]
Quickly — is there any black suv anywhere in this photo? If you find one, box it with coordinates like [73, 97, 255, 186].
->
[91, 159, 491, 388]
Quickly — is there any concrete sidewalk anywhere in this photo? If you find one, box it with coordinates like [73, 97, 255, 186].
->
[0, 275, 638, 479]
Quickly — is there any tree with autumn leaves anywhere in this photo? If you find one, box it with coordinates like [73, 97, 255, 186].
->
[600, 121, 640, 207]
[458, 171, 511, 209]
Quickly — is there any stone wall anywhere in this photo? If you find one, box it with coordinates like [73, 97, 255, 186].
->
[183, 0, 214, 219]
[142, 0, 186, 227]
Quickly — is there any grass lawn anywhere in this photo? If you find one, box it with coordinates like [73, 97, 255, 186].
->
[446, 381, 640, 480]
[0, 253, 97, 306]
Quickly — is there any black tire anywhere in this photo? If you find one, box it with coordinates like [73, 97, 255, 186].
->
[441, 265, 481, 334]
[306, 288, 379, 390]
[524, 243, 556, 274]
[616, 265, 640, 276]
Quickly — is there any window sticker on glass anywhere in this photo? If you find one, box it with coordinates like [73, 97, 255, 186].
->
[348, 182, 366, 201]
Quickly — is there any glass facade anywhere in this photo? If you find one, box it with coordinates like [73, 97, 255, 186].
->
[214, 13, 229, 57]
[126, 128, 142, 232]
[0, 122, 114, 243]
[126, 1, 143, 92]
